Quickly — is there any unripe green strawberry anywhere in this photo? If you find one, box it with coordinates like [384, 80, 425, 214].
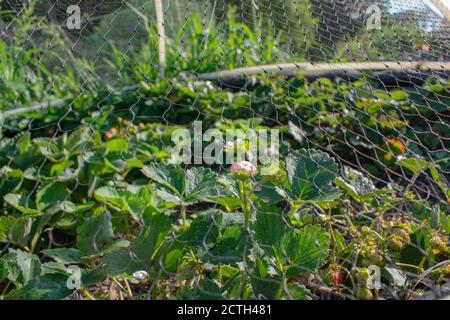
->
[386, 236, 404, 252]
[441, 265, 450, 278]
[361, 226, 372, 235]
[356, 287, 373, 300]
[392, 228, 411, 245]
[430, 235, 448, 255]
[404, 191, 416, 202]
[362, 249, 384, 267]
[357, 268, 370, 282]
[397, 223, 412, 233]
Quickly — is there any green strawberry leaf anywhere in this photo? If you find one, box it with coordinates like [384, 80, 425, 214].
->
[0, 167, 23, 199]
[397, 158, 428, 175]
[205, 227, 247, 265]
[5, 273, 74, 300]
[287, 283, 311, 300]
[4, 193, 41, 215]
[283, 225, 329, 276]
[76, 211, 114, 256]
[286, 149, 340, 202]
[41, 248, 84, 265]
[248, 256, 283, 300]
[36, 182, 68, 210]
[141, 163, 185, 195]
[133, 213, 173, 262]
[103, 213, 172, 276]
[64, 127, 91, 155]
[181, 278, 224, 300]
[142, 165, 218, 206]
[179, 209, 223, 248]
[336, 166, 375, 201]
[93, 186, 120, 204]
[155, 187, 181, 204]
[0, 216, 33, 247]
[107, 138, 129, 153]
[185, 167, 218, 202]
[252, 204, 286, 256]
[0, 249, 41, 287]
[103, 248, 145, 276]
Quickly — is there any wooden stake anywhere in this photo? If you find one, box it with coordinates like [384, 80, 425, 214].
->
[154, 0, 166, 78]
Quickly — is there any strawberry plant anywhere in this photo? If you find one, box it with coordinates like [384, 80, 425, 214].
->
[0, 4, 449, 301]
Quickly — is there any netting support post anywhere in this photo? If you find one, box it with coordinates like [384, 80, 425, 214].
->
[154, 0, 166, 78]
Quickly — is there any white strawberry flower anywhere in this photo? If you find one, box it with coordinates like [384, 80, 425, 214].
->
[132, 270, 148, 281]
[224, 138, 245, 151]
[224, 141, 235, 150]
[231, 161, 257, 180]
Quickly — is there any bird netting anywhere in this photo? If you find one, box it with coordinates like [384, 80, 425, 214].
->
[0, 0, 449, 300]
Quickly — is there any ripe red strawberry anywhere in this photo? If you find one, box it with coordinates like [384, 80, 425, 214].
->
[103, 127, 118, 141]
[330, 270, 344, 286]
[329, 264, 344, 285]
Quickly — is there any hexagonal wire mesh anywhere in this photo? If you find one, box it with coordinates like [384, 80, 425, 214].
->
[0, 0, 449, 300]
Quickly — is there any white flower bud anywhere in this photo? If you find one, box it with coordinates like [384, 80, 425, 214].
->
[132, 270, 148, 281]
